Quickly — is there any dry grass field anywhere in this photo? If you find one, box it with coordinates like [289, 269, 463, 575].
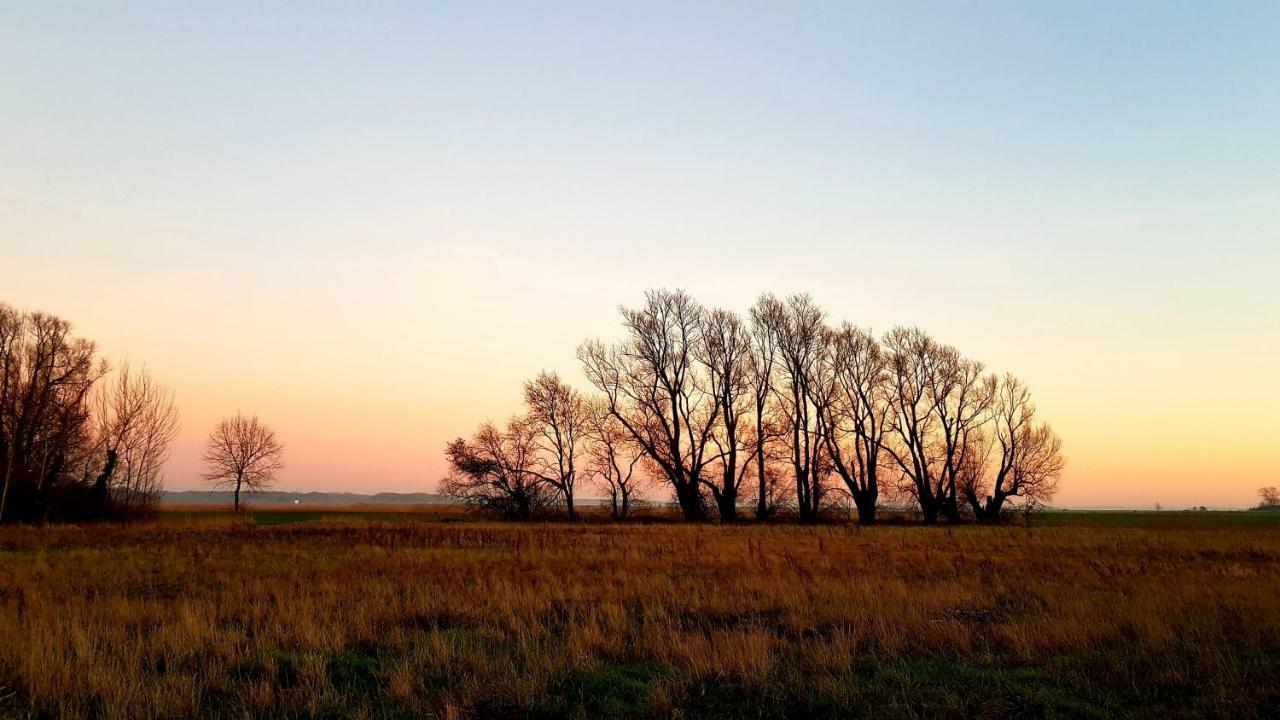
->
[2, 510, 1279, 719]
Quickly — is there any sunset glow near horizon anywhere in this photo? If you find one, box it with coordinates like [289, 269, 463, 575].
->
[4, 3, 1278, 508]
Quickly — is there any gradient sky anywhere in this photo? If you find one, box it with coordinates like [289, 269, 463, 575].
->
[3, 2, 1278, 507]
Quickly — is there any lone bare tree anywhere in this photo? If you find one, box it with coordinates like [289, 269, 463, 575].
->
[201, 413, 284, 512]
[523, 371, 588, 521]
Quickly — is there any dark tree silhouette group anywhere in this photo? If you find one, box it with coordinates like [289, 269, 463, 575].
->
[1, 301, 285, 522]
[446, 290, 1064, 524]
[0, 303, 179, 522]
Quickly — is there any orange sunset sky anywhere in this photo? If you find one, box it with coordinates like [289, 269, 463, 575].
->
[4, 4, 1278, 508]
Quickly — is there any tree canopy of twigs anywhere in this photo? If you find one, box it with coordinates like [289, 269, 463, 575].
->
[201, 413, 284, 512]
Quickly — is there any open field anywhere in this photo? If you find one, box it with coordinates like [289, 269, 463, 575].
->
[3, 512, 1280, 719]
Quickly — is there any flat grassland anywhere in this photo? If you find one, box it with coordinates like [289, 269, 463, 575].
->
[2, 510, 1278, 719]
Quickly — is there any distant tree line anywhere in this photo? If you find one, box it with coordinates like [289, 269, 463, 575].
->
[0, 303, 180, 522]
[445, 289, 1064, 524]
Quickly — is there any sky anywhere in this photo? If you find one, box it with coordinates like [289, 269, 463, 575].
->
[2, 2, 1277, 508]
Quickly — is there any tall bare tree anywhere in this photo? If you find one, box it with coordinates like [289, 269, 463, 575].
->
[0, 306, 104, 522]
[822, 323, 890, 524]
[91, 363, 180, 509]
[201, 413, 284, 512]
[927, 347, 996, 522]
[770, 294, 831, 523]
[523, 371, 588, 521]
[442, 416, 553, 520]
[883, 327, 995, 523]
[883, 327, 946, 523]
[961, 374, 1062, 520]
[748, 294, 782, 520]
[579, 289, 721, 521]
[698, 308, 756, 521]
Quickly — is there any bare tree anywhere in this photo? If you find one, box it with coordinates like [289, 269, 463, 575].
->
[960, 374, 1062, 520]
[927, 346, 996, 522]
[0, 306, 104, 522]
[1259, 487, 1280, 509]
[442, 417, 553, 519]
[583, 398, 647, 520]
[91, 363, 180, 510]
[883, 327, 945, 523]
[770, 294, 831, 523]
[748, 294, 782, 520]
[822, 323, 890, 524]
[201, 413, 284, 512]
[523, 371, 588, 521]
[882, 328, 996, 523]
[579, 289, 721, 521]
[698, 308, 756, 521]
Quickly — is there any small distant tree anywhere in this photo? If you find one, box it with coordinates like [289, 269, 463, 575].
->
[201, 413, 284, 512]
[1259, 487, 1280, 509]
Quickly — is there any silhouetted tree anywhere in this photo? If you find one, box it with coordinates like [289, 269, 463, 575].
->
[1259, 487, 1280, 509]
[583, 398, 647, 520]
[579, 289, 721, 521]
[748, 294, 783, 520]
[883, 328, 947, 523]
[443, 417, 553, 519]
[822, 323, 890, 524]
[523, 371, 588, 521]
[961, 374, 1063, 520]
[91, 363, 180, 511]
[698, 307, 756, 521]
[769, 294, 831, 523]
[0, 305, 104, 522]
[201, 413, 284, 512]
[927, 346, 996, 522]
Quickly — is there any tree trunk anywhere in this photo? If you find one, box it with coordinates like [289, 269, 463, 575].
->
[675, 481, 704, 521]
[233, 477, 243, 513]
[853, 492, 877, 525]
[755, 435, 769, 520]
[565, 488, 576, 522]
[718, 486, 737, 523]
[921, 497, 939, 525]
[941, 495, 960, 523]
[93, 448, 118, 499]
[0, 449, 15, 523]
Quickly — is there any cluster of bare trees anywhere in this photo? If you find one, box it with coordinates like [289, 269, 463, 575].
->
[443, 372, 649, 520]
[445, 290, 1063, 524]
[0, 303, 180, 522]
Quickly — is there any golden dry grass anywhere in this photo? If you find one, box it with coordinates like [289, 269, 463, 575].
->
[2, 513, 1279, 718]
